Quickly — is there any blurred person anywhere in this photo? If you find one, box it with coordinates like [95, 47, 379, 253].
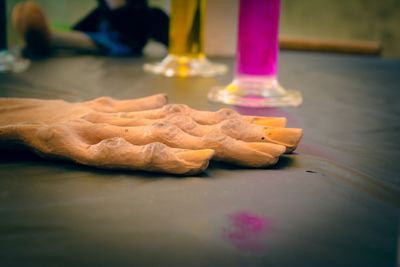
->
[12, 0, 169, 57]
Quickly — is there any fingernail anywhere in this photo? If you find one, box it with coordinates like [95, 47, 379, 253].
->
[252, 117, 287, 127]
[247, 143, 286, 157]
[176, 149, 215, 163]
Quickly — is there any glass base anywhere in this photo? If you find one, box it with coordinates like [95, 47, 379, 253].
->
[144, 54, 227, 77]
[208, 75, 302, 107]
[0, 49, 30, 73]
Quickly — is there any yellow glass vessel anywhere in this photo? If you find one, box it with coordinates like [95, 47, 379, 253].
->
[169, 0, 204, 57]
[144, 0, 226, 77]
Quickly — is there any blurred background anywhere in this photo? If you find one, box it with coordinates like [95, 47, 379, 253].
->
[3, 0, 400, 58]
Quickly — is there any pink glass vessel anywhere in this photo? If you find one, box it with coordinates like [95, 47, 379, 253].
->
[208, 0, 302, 107]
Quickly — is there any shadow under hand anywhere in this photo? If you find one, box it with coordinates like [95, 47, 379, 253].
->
[0, 145, 211, 180]
[0, 144, 299, 179]
[271, 155, 298, 170]
[207, 154, 298, 172]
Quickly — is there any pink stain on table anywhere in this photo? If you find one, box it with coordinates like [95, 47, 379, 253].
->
[223, 211, 272, 252]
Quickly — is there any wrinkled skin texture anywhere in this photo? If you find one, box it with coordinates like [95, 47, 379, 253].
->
[0, 95, 302, 174]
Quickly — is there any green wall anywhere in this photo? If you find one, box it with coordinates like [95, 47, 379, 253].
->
[280, 0, 400, 58]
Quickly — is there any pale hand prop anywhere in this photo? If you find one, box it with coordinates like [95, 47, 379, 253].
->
[0, 95, 302, 174]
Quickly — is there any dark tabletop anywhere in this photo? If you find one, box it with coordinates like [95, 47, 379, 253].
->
[0, 51, 399, 267]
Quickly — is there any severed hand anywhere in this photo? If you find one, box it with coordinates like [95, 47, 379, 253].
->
[0, 95, 302, 174]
